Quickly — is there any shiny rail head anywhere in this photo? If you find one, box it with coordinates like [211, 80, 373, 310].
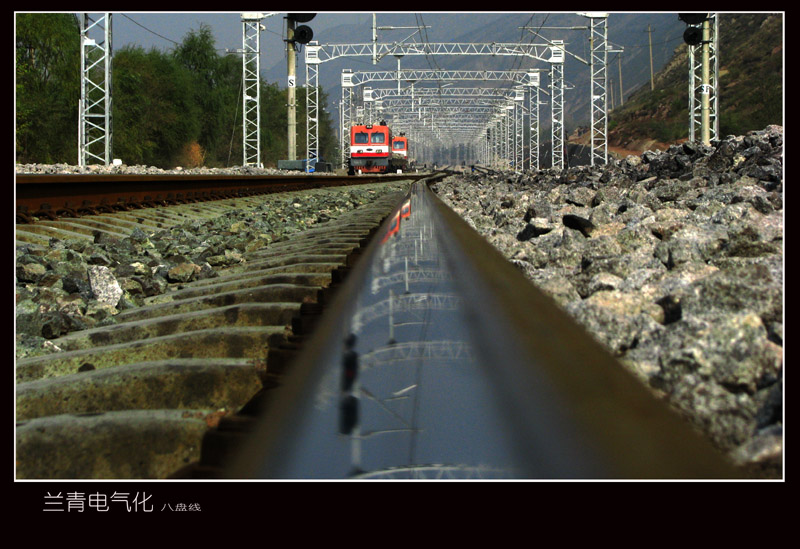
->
[226, 179, 741, 480]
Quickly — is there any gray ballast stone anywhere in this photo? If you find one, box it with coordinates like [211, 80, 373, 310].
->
[88, 265, 123, 306]
[431, 125, 783, 477]
[16, 409, 217, 479]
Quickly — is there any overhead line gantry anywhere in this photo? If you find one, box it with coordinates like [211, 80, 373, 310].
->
[305, 39, 559, 171]
[79, 13, 112, 167]
[338, 67, 549, 171]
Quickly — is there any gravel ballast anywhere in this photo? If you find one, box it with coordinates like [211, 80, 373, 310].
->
[15, 173, 412, 361]
[16, 127, 783, 479]
[431, 126, 783, 479]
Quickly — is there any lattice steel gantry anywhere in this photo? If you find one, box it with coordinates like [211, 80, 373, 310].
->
[306, 40, 556, 171]
[338, 68, 547, 170]
[79, 13, 112, 167]
[527, 71, 542, 171]
[549, 40, 565, 170]
[241, 13, 263, 168]
[525, 13, 617, 169]
[585, 13, 609, 166]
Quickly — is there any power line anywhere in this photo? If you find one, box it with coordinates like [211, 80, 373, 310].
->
[627, 33, 684, 49]
[506, 13, 537, 73]
[121, 13, 179, 46]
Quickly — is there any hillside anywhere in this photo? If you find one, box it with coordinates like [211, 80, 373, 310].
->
[605, 13, 783, 155]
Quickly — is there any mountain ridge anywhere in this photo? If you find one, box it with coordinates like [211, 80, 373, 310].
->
[604, 12, 783, 155]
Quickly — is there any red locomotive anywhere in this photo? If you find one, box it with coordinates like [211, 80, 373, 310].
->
[348, 121, 410, 175]
[391, 133, 409, 172]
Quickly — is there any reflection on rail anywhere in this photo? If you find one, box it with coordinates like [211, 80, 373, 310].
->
[227, 178, 740, 479]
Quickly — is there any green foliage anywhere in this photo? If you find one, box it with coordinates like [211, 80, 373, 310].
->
[651, 118, 687, 143]
[258, 81, 338, 168]
[172, 24, 234, 166]
[112, 45, 201, 166]
[16, 13, 81, 163]
[260, 82, 288, 166]
[15, 15, 338, 168]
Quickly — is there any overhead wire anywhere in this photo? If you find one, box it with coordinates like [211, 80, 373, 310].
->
[120, 13, 180, 46]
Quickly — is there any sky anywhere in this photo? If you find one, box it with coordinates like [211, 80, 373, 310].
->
[107, 12, 373, 65]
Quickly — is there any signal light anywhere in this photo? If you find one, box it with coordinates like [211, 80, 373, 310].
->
[679, 14, 709, 45]
[683, 26, 703, 46]
[293, 25, 314, 44]
[339, 395, 358, 435]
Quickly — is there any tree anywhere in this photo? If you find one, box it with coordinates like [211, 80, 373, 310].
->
[316, 87, 338, 164]
[258, 84, 338, 168]
[112, 45, 200, 167]
[16, 13, 81, 163]
[260, 81, 288, 167]
[205, 53, 243, 167]
[172, 24, 238, 167]
[16, 15, 340, 169]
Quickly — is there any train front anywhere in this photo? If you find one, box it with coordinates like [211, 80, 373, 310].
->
[390, 134, 409, 172]
[349, 123, 391, 174]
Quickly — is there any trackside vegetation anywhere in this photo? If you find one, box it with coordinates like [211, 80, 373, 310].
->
[16, 13, 338, 168]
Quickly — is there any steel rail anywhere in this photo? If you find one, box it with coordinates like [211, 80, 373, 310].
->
[225, 176, 740, 479]
[15, 173, 427, 222]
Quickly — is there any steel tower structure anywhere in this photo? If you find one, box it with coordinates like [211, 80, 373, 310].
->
[306, 40, 556, 171]
[549, 40, 565, 170]
[688, 13, 719, 145]
[241, 13, 264, 168]
[586, 13, 609, 166]
[79, 13, 112, 167]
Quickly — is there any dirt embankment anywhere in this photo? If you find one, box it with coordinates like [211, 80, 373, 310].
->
[569, 126, 682, 160]
[608, 136, 691, 160]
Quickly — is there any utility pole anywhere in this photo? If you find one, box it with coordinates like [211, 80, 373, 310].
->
[647, 24, 654, 91]
[372, 13, 378, 65]
[700, 18, 711, 145]
[681, 13, 718, 146]
[618, 52, 624, 105]
[279, 13, 314, 171]
[287, 16, 297, 161]
[609, 79, 614, 110]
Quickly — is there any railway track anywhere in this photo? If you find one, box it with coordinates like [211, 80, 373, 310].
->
[220, 179, 741, 479]
[15, 171, 741, 479]
[15, 172, 424, 224]
[15, 173, 426, 479]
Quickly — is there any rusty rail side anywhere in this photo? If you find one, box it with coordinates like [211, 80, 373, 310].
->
[15, 173, 428, 222]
